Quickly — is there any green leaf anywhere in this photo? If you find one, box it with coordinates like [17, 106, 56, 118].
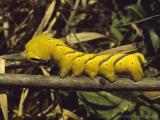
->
[110, 27, 123, 41]
[149, 29, 160, 52]
[77, 91, 135, 119]
[138, 105, 158, 120]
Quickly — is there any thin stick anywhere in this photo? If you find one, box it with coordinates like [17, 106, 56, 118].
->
[0, 73, 160, 91]
[115, 14, 160, 27]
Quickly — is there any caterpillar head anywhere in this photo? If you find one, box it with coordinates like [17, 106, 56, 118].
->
[25, 41, 51, 62]
[25, 33, 66, 62]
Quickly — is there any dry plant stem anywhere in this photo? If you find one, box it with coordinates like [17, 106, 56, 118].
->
[71, 30, 88, 53]
[46, 0, 67, 33]
[0, 74, 160, 91]
[40, 66, 55, 101]
[33, 0, 57, 36]
[0, 59, 8, 120]
[61, 0, 87, 52]
[18, 88, 29, 117]
[37, 104, 54, 117]
[46, 12, 61, 33]
[115, 14, 160, 27]
[40, 66, 63, 118]
[60, 13, 87, 52]
[65, 0, 80, 33]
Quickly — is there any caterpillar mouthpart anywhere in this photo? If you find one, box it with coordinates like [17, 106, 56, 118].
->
[29, 57, 51, 65]
[26, 57, 42, 63]
[30, 57, 42, 62]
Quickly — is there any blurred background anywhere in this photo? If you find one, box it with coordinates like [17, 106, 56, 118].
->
[0, 0, 160, 119]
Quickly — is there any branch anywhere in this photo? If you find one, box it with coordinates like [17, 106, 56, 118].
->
[0, 73, 160, 91]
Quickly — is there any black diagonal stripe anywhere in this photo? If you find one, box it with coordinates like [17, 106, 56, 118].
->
[72, 53, 86, 61]
[55, 45, 73, 50]
[99, 55, 114, 65]
[84, 54, 99, 64]
[64, 50, 77, 55]
[113, 54, 131, 66]
[56, 44, 68, 47]
[55, 45, 76, 55]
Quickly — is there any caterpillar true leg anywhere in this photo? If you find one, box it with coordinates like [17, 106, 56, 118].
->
[71, 54, 95, 77]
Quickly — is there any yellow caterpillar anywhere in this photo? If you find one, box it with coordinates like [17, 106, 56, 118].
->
[25, 33, 147, 82]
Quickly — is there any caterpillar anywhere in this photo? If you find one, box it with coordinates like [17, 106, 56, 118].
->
[25, 33, 147, 82]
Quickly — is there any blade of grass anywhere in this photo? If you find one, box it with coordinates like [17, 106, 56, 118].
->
[46, 12, 61, 34]
[115, 14, 160, 27]
[46, 0, 66, 34]
[0, 59, 8, 120]
[18, 88, 29, 117]
[131, 23, 144, 38]
[34, 0, 57, 36]
[65, 0, 80, 33]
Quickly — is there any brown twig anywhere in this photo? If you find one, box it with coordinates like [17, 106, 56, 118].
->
[0, 73, 160, 91]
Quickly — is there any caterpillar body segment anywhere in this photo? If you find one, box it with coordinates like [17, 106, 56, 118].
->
[114, 53, 145, 81]
[58, 51, 84, 78]
[135, 53, 147, 64]
[99, 54, 126, 82]
[84, 54, 110, 79]
[71, 54, 95, 77]
[51, 45, 75, 63]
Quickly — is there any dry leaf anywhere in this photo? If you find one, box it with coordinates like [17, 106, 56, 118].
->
[98, 42, 144, 54]
[65, 32, 107, 44]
